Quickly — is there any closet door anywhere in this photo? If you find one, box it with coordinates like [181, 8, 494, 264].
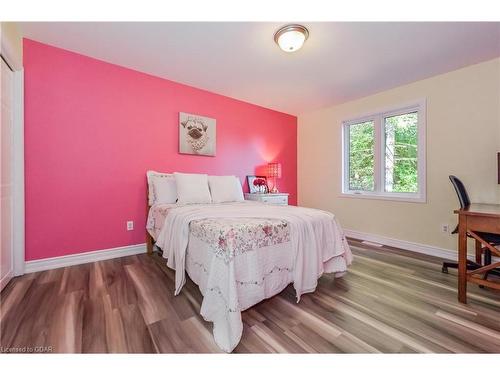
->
[1, 58, 14, 290]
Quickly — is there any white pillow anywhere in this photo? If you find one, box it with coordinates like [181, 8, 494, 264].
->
[174, 172, 212, 204]
[146, 171, 177, 205]
[208, 175, 244, 203]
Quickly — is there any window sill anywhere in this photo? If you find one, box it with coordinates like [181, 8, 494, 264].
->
[340, 192, 426, 203]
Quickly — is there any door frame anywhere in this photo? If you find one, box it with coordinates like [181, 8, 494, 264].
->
[1, 28, 25, 277]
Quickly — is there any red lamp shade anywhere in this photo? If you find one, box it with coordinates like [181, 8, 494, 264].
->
[267, 162, 282, 179]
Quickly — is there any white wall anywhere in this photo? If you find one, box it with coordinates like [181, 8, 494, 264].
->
[298, 58, 500, 252]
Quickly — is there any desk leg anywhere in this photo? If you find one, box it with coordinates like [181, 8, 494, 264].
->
[458, 216, 467, 303]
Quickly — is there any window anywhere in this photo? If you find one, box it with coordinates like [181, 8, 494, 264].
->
[342, 101, 426, 202]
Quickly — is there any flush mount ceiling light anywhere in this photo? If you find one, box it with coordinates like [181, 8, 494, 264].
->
[274, 24, 309, 53]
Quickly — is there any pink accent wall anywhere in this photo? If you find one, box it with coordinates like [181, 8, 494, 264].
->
[24, 39, 297, 261]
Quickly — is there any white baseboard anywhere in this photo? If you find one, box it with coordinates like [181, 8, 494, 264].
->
[344, 229, 468, 261]
[24, 243, 147, 274]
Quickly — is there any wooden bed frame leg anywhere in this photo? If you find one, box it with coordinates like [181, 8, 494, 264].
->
[146, 231, 154, 255]
[146, 187, 154, 255]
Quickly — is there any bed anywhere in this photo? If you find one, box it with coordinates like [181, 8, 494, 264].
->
[146, 196, 352, 352]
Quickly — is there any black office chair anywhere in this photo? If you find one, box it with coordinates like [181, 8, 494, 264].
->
[442, 175, 500, 279]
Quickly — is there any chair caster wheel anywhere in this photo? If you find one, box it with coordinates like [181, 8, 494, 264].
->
[479, 285, 485, 289]
[442, 266, 448, 274]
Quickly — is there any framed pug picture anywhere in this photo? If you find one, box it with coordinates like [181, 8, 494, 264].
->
[179, 112, 216, 156]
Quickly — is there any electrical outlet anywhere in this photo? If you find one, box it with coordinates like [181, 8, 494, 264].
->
[441, 224, 449, 234]
[127, 221, 134, 231]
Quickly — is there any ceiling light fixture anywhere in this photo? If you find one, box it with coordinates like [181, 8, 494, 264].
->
[274, 24, 309, 53]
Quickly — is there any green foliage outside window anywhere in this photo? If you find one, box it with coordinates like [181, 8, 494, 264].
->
[348, 121, 374, 191]
[384, 113, 418, 193]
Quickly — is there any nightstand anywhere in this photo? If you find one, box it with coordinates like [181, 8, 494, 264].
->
[244, 193, 289, 205]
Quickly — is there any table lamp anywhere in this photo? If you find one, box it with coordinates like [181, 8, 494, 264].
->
[267, 162, 282, 193]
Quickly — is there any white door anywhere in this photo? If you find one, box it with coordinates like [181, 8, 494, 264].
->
[1, 57, 14, 290]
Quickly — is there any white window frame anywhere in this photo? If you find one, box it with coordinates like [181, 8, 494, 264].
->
[341, 99, 426, 203]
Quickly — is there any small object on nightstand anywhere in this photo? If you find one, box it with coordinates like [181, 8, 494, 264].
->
[247, 175, 269, 194]
[244, 193, 289, 205]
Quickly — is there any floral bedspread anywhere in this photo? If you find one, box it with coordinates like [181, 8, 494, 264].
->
[147, 204, 177, 240]
[147, 204, 292, 258]
[189, 217, 290, 263]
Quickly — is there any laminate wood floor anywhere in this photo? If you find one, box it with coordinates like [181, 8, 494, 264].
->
[1, 240, 499, 353]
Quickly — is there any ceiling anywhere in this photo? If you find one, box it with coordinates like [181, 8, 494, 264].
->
[20, 22, 500, 115]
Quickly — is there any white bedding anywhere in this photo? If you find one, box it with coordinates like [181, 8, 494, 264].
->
[148, 201, 352, 352]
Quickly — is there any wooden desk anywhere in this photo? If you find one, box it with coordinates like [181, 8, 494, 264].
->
[455, 203, 500, 303]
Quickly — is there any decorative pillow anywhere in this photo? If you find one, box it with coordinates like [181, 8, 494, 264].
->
[174, 172, 212, 204]
[208, 175, 244, 203]
[146, 171, 177, 206]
